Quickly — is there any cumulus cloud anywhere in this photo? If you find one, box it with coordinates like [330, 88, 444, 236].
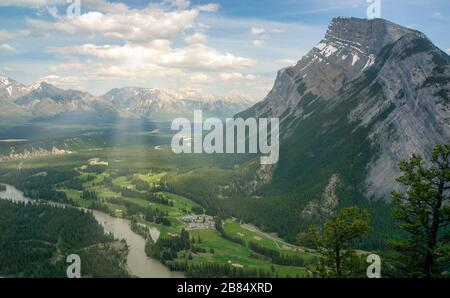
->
[197, 3, 220, 12]
[28, 8, 199, 43]
[5, 0, 275, 100]
[0, 44, 16, 52]
[184, 32, 207, 44]
[49, 42, 255, 70]
[251, 27, 266, 35]
[30, 1, 259, 98]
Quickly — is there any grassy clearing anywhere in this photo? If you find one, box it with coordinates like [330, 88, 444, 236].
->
[223, 219, 317, 260]
[177, 229, 309, 278]
[62, 188, 92, 208]
[224, 219, 281, 250]
[160, 192, 201, 210]
[136, 172, 167, 185]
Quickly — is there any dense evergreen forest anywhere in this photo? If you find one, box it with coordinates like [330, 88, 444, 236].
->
[0, 200, 129, 278]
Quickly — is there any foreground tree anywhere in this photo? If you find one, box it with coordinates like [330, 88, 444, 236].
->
[297, 206, 371, 277]
[389, 144, 450, 278]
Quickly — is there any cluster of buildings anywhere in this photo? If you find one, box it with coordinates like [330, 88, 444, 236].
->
[178, 214, 215, 230]
[0, 146, 72, 162]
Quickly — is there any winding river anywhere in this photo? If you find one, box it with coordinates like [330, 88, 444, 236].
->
[0, 184, 184, 278]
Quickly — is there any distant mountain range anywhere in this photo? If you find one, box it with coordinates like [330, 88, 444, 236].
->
[102, 87, 252, 120]
[234, 17, 449, 240]
[0, 78, 252, 125]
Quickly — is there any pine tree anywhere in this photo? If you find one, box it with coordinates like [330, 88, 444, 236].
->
[297, 206, 370, 277]
[389, 144, 450, 278]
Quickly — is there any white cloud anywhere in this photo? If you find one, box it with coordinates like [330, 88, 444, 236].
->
[0, 0, 129, 13]
[184, 32, 207, 44]
[447, 48, 450, 54]
[26, 1, 260, 98]
[94, 63, 181, 79]
[0, 44, 16, 52]
[252, 40, 264, 47]
[28, 8, 199, 43]
[188, 72, 213, 83]
[219, 72, 257, 81]
[219, 72, 243, 80]
[197, 3, 220, 12]
[274, 59, 297, 65]
[46, 6, 58, 18]
[49, 42, 255, 70]
[251, 27, 266, 35]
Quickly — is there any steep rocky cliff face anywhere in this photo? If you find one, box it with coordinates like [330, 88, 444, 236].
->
[239, 17, 449, 211]
[239, 18, 423, 135]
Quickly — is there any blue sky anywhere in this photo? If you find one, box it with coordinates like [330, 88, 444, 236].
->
[0, 0, 449, 100]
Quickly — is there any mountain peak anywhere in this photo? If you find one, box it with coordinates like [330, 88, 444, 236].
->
[325, 17, 423, 56]
[0, 76, 22, 88]
[0, 76, 11, 86]
[0, 76, 27, 100]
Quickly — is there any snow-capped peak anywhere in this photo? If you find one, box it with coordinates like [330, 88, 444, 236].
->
[26, 81, 45, 92]
[0, 76, 10, 86]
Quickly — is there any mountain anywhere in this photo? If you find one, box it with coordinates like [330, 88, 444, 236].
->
[16, 81, 92, 105]
[0, 77, 252, 125]
[9, 82, 121, 123]
[102, 87, 252, 121]
[0, 76, 29, 101]
[0, 77, 31, 126]
[234, 17, 449, 242]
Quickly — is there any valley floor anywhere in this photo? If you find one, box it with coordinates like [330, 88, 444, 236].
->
[0, 126, 316, 277]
